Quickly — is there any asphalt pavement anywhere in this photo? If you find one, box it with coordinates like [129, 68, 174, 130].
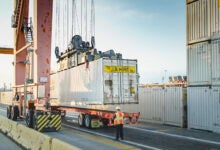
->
[0, 132, 22, 150]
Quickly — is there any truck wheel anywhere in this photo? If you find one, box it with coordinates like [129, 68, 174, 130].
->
[33, 114, 38, 130]
[6, 106, 12, 119]
[11, 106, 19, 121]
[26, 110, 34, 128]
[78, 114, 85, 127]
[84, 114, 91, 128]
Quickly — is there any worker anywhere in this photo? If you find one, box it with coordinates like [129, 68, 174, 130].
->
[113, 106, 124, 140]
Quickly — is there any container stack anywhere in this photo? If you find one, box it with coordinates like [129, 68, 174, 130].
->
[186, 0, 220, 133]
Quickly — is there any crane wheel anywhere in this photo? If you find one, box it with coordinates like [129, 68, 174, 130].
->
[6, 106, 12, 119]
[26, 109, 34, 128]
[11, 106, 19, 121]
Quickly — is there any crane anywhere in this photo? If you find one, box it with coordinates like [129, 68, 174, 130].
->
[6, 0, 96, 132]
[6, 0, 60, 132]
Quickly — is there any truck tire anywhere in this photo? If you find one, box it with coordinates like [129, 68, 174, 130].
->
[6, 106, 12, 119]
[11, 106, 19, 121]
[26, 110, 34, 128]
[84, 114, 91, 128]
[78, 114, 85, 127]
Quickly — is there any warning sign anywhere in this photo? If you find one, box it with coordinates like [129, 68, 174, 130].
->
[104, 66, 136, 73]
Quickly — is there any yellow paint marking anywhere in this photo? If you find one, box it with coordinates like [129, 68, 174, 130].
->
[158, 129, 169, 132]
[50, 115, 60, 125]
[51, 117, 61, 127]
[62, 127, 138, 150]
[38, 120, 50, 131]
[37, 115, 50, 128]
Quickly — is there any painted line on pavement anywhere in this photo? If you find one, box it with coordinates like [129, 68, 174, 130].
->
[0, 108, 6, 112]
[125, 126, 220, 146]
[62, 123, 162, 150]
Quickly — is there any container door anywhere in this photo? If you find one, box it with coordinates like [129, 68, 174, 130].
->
[164, 87, 183, 127]
[188, 87, 212, 131]
[103, 59, 138, 104]
[212, 87, 220, 133]
[152, 87, 164, 123]
[120, 60, 138, 103]
[212, 40, 220, 85]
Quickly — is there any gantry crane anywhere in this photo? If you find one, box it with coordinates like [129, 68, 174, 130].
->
[6, 0, 61, 132]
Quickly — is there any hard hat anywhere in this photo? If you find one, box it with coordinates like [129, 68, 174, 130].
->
[116, 106, 120, 110]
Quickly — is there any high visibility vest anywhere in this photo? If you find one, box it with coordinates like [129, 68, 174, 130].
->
[114, 111, 124, 125]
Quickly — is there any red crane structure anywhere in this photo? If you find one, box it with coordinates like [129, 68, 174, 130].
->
[7, 0, 61, 132]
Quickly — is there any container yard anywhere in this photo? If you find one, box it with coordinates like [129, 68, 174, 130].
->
[0, 0, 220, 150]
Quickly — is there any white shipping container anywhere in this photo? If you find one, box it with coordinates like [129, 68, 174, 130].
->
[211, 39, 220, 85]
[188, 86, 220, 133]
[187, 87, 212, 131]
[50, 58, 138, 106]
[187, 41, 211, 85]
[186, 0, 210, 44]
[211, 0, 220, 37]
[88, 86, 186, 127]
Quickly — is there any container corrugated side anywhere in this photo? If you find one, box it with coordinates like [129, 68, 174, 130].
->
[187, 87, 212, 131]
[50, 58, 138, 106]
[88, 86, 185, 127]
[187, 41, 211, 85]
[211, 0, 220, 37]
[164, 87, 185, 127]
[50, 58, 104, 106]
[211, 39, 220, 85]
[0, 91, 13, 105]
[212, 86, 220, 133]
[186, 0, 210, 44]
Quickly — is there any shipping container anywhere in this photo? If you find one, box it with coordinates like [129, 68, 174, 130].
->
[211, 0, 220, 37]
[212, 86, 220, 133]
[87, 86, 186, 127]
[186, 0, 210, 44]
[188, 86, 220, 133]
[211, 39, 220, 85]
[50, 58, 139, 106]
[187, 87, 212, 131]
[187, 41, 212, 85]
[187, 0, 220, 44]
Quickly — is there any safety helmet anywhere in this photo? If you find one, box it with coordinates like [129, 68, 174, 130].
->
[116, 106, 120, 110]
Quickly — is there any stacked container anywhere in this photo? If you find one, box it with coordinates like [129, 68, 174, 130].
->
[186, 0, 220, 133]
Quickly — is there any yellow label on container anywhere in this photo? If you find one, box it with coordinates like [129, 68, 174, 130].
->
[219, 0, 220, 7]
[104, 66, 136, 73]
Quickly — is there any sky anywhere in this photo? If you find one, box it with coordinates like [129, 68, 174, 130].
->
[0, 0, 186, 88]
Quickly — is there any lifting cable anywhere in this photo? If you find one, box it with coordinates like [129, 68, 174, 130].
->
[85, 0, 88, 41]
[81, 0, 83, 37]
[67, 0, 69, 47]
[58, 0, 61, 49]
[71, 0, 75, 37]
[55, 0, 59, 47]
